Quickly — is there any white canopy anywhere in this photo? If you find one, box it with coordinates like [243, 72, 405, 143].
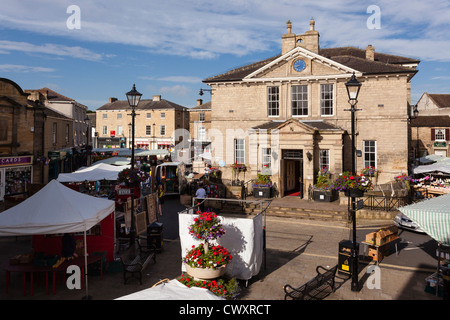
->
[115, 279, 223, 300]
[57, 163, 130, 182]
[413, 162, 450, 175]
[92, 157, 131, 166]
[0, 179, 115, 236]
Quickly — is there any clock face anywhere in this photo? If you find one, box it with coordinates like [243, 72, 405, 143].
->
[293, 59, 306, 72]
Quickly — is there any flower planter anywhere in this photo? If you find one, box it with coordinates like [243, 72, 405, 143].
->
[344, 188, 365, 197]
[253, 186, 272, 198]
[185, 263, 227, 280]
[313, 189, 338, 202]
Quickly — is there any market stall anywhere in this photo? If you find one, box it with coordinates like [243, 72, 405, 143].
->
[57, 163, 130, 183]
[178, 209, 264, 281]
[0, 180, 115, 296]
[399, 195, 450, 298]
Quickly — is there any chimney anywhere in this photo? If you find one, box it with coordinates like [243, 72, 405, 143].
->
[282, 20, 297, 54]
[197, 99, 203, 106]
[301, 18, 320, 53]
[366, 45, 375, 61]
[153, 95, 161, 101]
[109, 97, 117, 103]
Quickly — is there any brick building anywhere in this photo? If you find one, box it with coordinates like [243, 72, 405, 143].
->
[0, 78, 73, 201]
[202, 20, 420, 197]
[412, 93, 450, 159]
[96, 95, 189, 151]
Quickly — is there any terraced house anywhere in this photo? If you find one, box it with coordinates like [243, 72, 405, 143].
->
[96, 95, 189, 150]
[202, 20, 420, 198]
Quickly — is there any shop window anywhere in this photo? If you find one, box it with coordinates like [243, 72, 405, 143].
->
[5, 166, 32, 196]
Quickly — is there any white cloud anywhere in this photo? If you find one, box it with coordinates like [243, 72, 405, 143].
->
[159, 85, 190, 96]
[0, 0, 449, 62]
[0, 40, 109, 61]
[0, 64, 54, 73]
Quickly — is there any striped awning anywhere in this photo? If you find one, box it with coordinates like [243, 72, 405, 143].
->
[399, 194, 450, 245]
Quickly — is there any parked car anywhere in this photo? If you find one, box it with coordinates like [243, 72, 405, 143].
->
[393, 212, 425, 233]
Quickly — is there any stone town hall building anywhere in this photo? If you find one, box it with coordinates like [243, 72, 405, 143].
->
[202, 20, 419, 198]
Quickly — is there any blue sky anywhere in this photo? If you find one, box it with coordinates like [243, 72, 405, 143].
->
[1, 0, 449, 110]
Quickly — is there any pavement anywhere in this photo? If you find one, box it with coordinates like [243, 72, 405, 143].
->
[0, 195, 443, 301]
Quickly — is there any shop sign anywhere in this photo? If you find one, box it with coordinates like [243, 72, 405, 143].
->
[0, 155, 33, 167]
[434, 141, 447, 148]
[48, 151, 61, 160]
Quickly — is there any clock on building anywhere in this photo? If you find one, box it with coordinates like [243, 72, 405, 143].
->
[293, 59, 306, 72]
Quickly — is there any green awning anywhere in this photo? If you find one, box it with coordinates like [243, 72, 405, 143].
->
[399, 194, 450, 245]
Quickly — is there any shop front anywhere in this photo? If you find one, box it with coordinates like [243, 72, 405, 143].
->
[0, 155, 34, 201]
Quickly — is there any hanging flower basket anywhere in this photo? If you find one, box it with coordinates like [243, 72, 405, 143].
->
[344, 188, 365, 197]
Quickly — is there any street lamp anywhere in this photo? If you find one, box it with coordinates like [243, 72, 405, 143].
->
[126, 84, 142, 245]
[345, 72, 361, 292]
[199, 88, 212, 96]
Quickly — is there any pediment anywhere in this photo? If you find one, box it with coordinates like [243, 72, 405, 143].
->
[243, 46, 360, 82]
[275, 119, 316, 135]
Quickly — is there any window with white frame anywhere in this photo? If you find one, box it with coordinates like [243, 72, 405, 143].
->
[267, 86, 280, 117]
[234, 139, 245, 164]
[146, 125, 151, 136]
[160, 112, 166, 119]
[363, 140, 377, 169]
[65, 124, 69, 144]
[146, 113, 151, 119]
[53, 123, 57, 145]
[160, 125, 166, 136]
[102, 125, 107, 135]
[199, 113, 205, 122]
[102, 113, 107, 119]
[434, 129, 446, 141]
[117, 125, 123, 136]
[292, 85, 308, 116]
[117, 113, 122, 119]
[198, 126, 206, 141]
[320, 84, 334, 116]
[319, 149, 329, 171]
[262, 148, 271, 169]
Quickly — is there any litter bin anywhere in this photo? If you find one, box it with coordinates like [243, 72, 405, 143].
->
[147, 221, 163, 251]
[338, 240, 359, 276]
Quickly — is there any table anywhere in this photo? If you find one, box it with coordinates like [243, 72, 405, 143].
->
[2, 255, 102, 296]
[361, 236, 400, 264]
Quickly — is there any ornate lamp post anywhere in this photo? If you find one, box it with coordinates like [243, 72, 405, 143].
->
[345, 72, 361, 292]
[126, 84, 142, 245]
